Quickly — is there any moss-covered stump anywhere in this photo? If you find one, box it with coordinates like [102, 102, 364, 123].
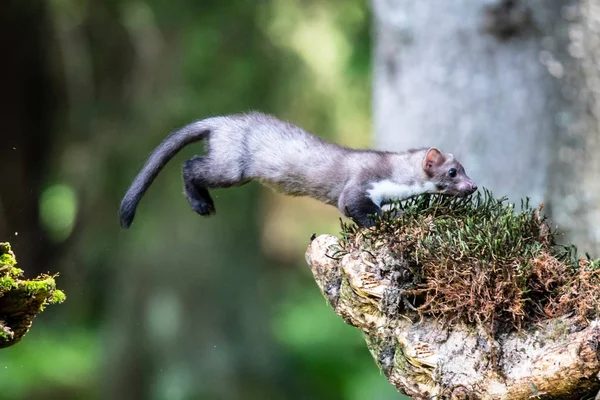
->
[305, 191, 600, 400]
[0, 242, 65, 348]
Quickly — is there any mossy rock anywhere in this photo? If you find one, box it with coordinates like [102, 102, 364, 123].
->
[0, 242, 65, 348]
[339, 189, 600, 334]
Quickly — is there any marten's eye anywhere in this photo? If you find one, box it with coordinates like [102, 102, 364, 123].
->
[448, 168, 457, 178]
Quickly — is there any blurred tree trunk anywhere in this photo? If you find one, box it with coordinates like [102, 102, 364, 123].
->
[0, 0, 59, 275]
[372, 0, 600, 255]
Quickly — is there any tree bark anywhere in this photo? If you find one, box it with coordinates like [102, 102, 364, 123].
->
[372, 0, 600, 255]
[545, 0, 600, 257]
[306, 234, 600, 399]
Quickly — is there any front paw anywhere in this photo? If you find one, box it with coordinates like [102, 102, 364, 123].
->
[351, 214, 378, 228]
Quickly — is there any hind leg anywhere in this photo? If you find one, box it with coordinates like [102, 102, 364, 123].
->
[182, 156, 216, 216]
[184, 181, 215, 216]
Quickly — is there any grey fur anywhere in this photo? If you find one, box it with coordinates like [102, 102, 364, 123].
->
[119, 112, 476, 228]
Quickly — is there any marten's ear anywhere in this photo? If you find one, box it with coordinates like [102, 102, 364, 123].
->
[422, 148, 445, 172]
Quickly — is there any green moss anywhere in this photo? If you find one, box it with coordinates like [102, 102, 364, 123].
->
[0, 329, 10, 341]
[21, 277, 56, 295]
[343, 189, 551, 263]
[393, 344, 409, 374]
[0, 276, 17, 291]
[0, 241, 66, 349]
[340, 189, 600, 333]
[0, 253, 15, 269]
[0, 243, 15, 270]
[50, 290, 66, 304]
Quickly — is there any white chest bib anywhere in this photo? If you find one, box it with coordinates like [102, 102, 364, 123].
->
[367, 180, 437, 206]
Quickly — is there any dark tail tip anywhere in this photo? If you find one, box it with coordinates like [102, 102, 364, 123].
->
[120, 215, 133, 229]
[119, 197, 136, 229]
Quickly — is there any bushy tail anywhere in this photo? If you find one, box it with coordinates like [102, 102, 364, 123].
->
[119, 122, 210, 228]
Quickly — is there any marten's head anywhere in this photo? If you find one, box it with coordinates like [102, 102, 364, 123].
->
[422, 148, 477, 197]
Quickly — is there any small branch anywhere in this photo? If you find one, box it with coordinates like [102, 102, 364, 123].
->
[0, 242, 65, 349]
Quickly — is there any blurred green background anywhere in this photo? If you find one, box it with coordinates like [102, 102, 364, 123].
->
[0, 0, 405, 399]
